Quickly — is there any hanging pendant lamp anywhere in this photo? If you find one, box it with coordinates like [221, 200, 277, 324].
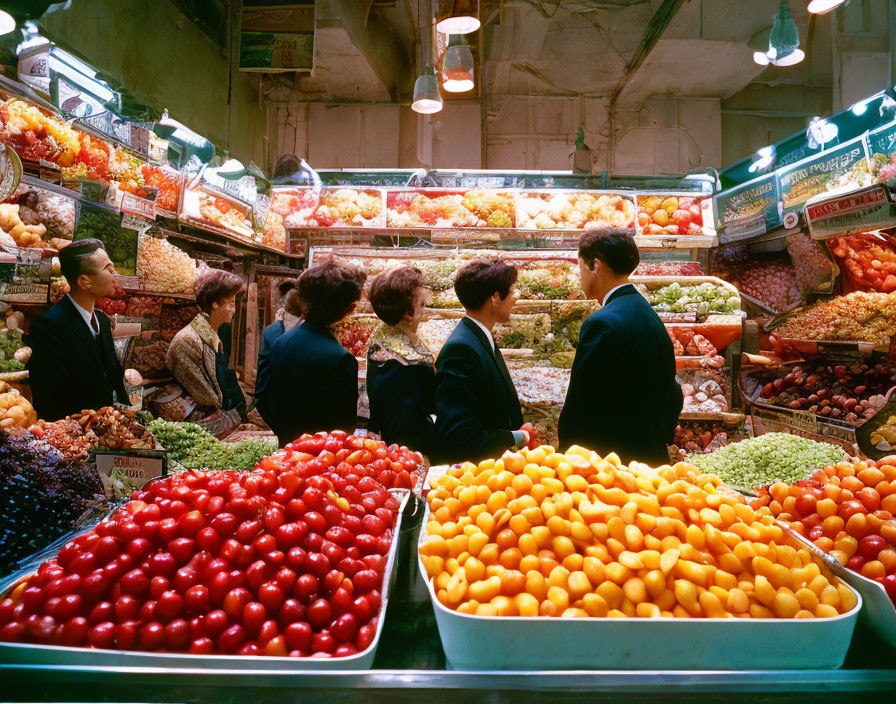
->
[753, 0, 804, 67]
[412, 65, 443, 114]
[412, 0, 443, 114]
[436, 0, 480, 35]
[808, 0, 849, 14]
[441, 35, 474, 93]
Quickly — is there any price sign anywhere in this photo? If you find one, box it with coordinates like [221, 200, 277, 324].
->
[92, 448, 166, 498]
[120, 191, 157, 220]
[714, 174, 780, 240]
[805, 185, 894, 240]
[1, 283, 49, 304]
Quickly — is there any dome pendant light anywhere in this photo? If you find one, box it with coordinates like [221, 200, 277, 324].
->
[412, 65, 443, 114]
[441, 35, 474, 93]
[436, 0, 480, 35]
[753, 0, 804, 67]
[808, 0, 849, 14]
[412, 0, 443, 114]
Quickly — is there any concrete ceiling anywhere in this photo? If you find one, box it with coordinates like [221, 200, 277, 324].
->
[271, 0, 830, 109]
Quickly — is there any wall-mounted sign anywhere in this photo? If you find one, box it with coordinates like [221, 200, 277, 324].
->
[778, 137, 871, 214]
[868, 121, 896, 185]
[714, 174, 780, 244]
[240, 3, 314, 72]
[806, 185, 895, 240]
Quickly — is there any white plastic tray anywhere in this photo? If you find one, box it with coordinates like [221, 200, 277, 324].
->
[0, 490, 409, 670]
[417, 504, 861, 670]
[787, 528, 896, 649]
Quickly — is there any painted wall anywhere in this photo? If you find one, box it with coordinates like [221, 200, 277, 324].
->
[40, 0, 268, 166]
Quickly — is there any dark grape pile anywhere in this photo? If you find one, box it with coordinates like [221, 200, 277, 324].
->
[0, 431, 106, 574]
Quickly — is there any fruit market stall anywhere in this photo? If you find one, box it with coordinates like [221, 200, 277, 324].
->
[0, 73, 307, 414]
[3, 437, 896, 702]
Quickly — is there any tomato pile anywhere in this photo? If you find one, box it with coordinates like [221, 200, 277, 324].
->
[271, 432, 421, 491]
[141, 164, 182, 213]
[0, 460, 401, 657]
[751, 457, 896, 605]
[828, 232, 896, 293]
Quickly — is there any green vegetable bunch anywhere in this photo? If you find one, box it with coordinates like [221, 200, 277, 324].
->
[0, 329, 25, 372]
[148, 418, 277, 472]
[645, 282, 740, 315]
[687, 432, 848, 493]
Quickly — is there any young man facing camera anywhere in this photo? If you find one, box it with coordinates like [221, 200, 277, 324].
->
[558, 228, 682, 465]
[434, 258, 535, 464]
[27, 239, 132, 421]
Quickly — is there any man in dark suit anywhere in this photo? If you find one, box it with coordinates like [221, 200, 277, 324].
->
[27, 239, 131, 421]
[255, 261, 365, 447]
[558, 228, 682, 466]
[258, 281, 297, 363]
[435, 258, 531, 464]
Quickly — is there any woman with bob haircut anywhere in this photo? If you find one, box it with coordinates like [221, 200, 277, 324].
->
[166, 268, 247, 419]
[255, 259, 366, 446]
[366, 266, 440, 459]
[434, 257, 535, 464]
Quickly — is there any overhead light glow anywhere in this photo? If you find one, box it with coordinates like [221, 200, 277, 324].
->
[773, 48, 804, 66]
[0, 10, 15, 35]
[807, 0, 849, 14]
[412, 69, 443, 114]
[441, 35, 474, 93]
[754, 1, 803, 68]
[807, 117, 838, 149]
[749, 146, 776, 173]
[436, 0, 480, 35]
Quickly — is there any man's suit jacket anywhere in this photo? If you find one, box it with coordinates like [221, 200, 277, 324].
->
[558, 284, 682, 465]
[435, 317, 524, 464]
[259, 320, 285, 362]
[26, 296, 130, 421]
[255, 320, 358, 446]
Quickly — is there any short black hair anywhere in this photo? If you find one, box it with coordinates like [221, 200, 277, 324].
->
[578, 228, 639, 275]
[454, 258, 518, 311]
[297, 260, 366, 326]
[60, 239, 106, 286]
[369, 267, 426, 326]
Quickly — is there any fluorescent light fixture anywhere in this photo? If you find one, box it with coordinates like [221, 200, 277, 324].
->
[441, 35, 474, 93]
[412, 67, 443, 114]
[0, 10, 15, 35]
[807, 0, 849, 14]
[436, 0, 480, 35]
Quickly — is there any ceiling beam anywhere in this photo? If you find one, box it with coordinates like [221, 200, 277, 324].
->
[332, 0, 415, 103]
[607, 0, 686, 170]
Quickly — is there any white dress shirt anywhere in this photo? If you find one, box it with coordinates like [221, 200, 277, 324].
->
[602, 282, 633, 307]
[67, 294, 100, 337]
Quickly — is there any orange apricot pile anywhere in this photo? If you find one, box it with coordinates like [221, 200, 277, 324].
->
[420, 446, 856, 619]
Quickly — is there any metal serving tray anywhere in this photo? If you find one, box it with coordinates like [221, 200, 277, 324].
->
[417, 503, 861, 671]
[0, 490, 410, 670]
[788, 528, 896, 649]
